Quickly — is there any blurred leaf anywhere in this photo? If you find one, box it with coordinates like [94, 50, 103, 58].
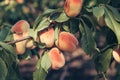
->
[0, 24, 12, 41]
[0, 41, 16, 55]
[18, 49, 32, 60]
[84, 0, 97, 8]
[0, 42, 17, 68]
[69, 19, 79, 34]
[93, 6, 104, 18]
[0, 50, 16, 68]
[97, 0, 110, 4]
[0, 58, 8, 80]
[63, 24, 70, 32]
[50, 11, 69, 22]
[105, 7, 120, 44]
[79, 19, 96, 55]
[54, 26, 60, 45]
[95, 48, 112, 72]
[106, 5, 120, 22]
[6, 66, 21, 80]
[82, 15, 96, 33]
[41, 51, 51, 73]
[35, 18, 50, 32]
[43, 9, 56, 15]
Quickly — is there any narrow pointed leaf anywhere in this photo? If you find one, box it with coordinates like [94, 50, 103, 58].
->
[79, 20, 96, 54]
[0, 58, 8, 80]
[106, 5, 120, 22]
[41, 51, 51, 73]
[105, 7, 120, 44]
[95, 49, 112, 72]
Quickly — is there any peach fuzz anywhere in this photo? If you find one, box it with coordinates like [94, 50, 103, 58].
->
[112, 48, 120, 63]
[64, 0, 83, 17]
[56, 31, 78, 52]
[48, 47, 65, 70]
[38, 27, 55, 48]
[11, 20, 30, 34]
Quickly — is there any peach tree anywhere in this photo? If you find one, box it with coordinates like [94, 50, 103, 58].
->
[0, 0, 120, 80]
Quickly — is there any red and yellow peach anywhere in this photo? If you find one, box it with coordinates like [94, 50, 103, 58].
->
[64, 0, 83, 17]
[48, 47, 65, 70]
[56, 31, 78, 52]
[38, 27, 55, 48]
[113, 48, 120, 63]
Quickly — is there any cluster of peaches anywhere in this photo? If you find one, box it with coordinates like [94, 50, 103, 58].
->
[10, 0, 84, 70]
[11, 20, 79, 70]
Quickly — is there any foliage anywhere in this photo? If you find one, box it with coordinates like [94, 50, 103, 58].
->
[0, 0, 120, 80]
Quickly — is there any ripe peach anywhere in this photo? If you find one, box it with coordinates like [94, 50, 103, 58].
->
[56, 31, 78, 52]
[112, 48, 120, 63]
[13, 34, 26, 55]
[11, 20, 30, 34]
[25, 39, 36, 49]
[64, 0, 83, 17]
[48, 47, 65, 70]
[22, 31, 35, 49]
[16, 0, 24, 4]
[38, 27, 55, 48]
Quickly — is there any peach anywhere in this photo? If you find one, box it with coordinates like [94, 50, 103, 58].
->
[64, 0, 83, 17]
[16, 0, 24, 4]
[38, 27, 55, 48]
[12, 20, 34, 54]
[13, 34, 26, 54]
[48, 47, 65, 70]
[11, 20, 30, 34]
[112, 48, 120, 63]
[56, 31, 78, 52]
[5, 0, 10, 4]
[25, 39, 36, 49]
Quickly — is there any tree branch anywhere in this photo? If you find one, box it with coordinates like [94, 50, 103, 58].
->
[7, 36, 32, 45]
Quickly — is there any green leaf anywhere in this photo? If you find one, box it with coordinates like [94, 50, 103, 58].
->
[6, 67, 21, 80]
[43, 9, 56, 15]
[35, 18, 50, 32]
[28, 28, 37, 41]
[0, 24, 12, 41]
[0, 42, 17, 68]
[104, 7, 120, 44]
[54, 26, 60, 45]
[69, 19, 79, 34]
[41, 51, 51, 73]
[0, 50, 16, 68]
[50, 11, 69, 23]
[79, 19, 96, 55]
[85, 0, 97, 8]
[95, 49, 112, 72]
[97, 0, 110, 4]
[93, 6, 104, 18]
[0, 58, 8, 80]
[33, 9, 56, 30]
[0, 41, 16, 55]
[106, 5, 120, 22]
[33, 57, 47, 80]
[18, 49, 32, 60]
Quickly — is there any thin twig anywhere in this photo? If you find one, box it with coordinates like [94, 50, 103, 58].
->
[7, 36, 32, 45]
